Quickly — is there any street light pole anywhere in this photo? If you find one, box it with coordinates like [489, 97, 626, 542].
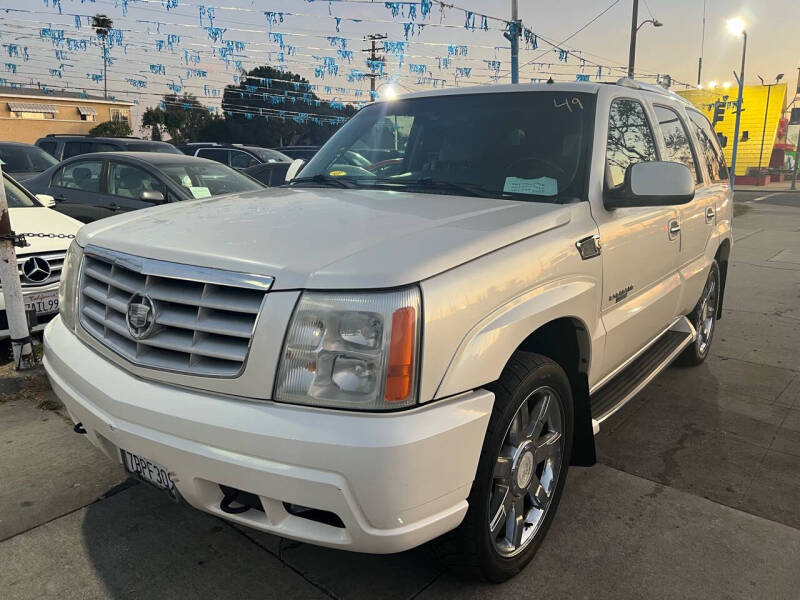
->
[628, 0, 639, 78]
[729, 22, 747, 189]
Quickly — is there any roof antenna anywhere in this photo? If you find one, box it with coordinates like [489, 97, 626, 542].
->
[546, 77, 554, 84]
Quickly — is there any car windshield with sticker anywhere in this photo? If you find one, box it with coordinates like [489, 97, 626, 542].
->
[294, 90, 596, 202]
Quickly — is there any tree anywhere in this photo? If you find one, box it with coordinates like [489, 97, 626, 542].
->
[141, 107, 164, 140]
[90, 120, 132, 137]
[139, 94, 212, 144]
[205, 66, 357, 147]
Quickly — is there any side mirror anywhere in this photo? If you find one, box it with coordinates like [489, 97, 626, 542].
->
[716, 132, 728, 148]
[140, 190, 166, 203]
[36, 194, 56, 208]
[605, 162, 695, 209]
[285, 158, 306, 182]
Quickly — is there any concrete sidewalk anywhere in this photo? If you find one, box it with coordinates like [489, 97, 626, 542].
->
[1, 198, 799, 599]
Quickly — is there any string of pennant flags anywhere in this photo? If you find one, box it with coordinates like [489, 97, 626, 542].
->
[0, 0, 690, 127]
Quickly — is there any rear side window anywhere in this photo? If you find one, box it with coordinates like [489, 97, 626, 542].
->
[654, 105, 700, 183]
[687, 111, 728, 181]
[96, 143, 120, 152]
[605, 98, 658, 188]
[54, 160, 104, 192]
[197, 148, 229, 164]
[38, 140, 58, 157]
[63, 141, 90, 159]
[230, 150, 257, 169]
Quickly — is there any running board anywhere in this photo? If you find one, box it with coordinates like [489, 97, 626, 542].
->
[591, 317, 696, 428]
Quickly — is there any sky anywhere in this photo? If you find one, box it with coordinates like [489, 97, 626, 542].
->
[0, 0, 796, 131]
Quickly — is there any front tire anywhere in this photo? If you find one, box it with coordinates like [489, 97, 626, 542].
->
[434, 352, 573, 582]
[678, 260, 720, 366]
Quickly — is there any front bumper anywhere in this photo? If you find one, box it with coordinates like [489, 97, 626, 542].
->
[44, 317, 494, 553]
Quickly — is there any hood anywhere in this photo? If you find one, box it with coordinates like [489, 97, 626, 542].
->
[77, 187, 570, 289]
[10, 207, 82, 255]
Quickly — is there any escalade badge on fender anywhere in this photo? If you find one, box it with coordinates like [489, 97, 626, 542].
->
[126, 293, 158, 340]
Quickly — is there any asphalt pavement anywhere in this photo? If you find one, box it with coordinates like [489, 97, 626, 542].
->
[1, 197, 799, 599]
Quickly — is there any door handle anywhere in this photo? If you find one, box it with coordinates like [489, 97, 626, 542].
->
[705, 206, 715, 223]
[668, 220, 681, 239]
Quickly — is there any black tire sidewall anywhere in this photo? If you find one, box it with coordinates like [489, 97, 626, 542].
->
[468, 355, 574, 582]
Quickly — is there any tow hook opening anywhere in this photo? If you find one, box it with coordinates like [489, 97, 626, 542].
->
[218, 484, 265, 515]
[73, 422, 87, 435]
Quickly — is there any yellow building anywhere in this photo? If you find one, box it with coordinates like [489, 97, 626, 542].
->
[0, 86, 133, 144]
[678, 84, 787, 177]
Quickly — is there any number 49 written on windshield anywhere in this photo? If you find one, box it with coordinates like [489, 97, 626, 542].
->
[554, 97, 584, 112]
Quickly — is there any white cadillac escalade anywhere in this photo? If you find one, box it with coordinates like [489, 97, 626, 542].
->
[44, 80, 732, 582]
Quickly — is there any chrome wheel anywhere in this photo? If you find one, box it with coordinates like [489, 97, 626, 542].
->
[695, 271, 718, 356]
[488, 386, 564, 557]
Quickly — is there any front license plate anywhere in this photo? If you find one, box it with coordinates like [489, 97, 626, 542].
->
[122, 450, 178, 500]
[24, 289, 59, 315]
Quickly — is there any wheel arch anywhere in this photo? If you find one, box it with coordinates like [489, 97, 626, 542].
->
[515, 318, 596, 467]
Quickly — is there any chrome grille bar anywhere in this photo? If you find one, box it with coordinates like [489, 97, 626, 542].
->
[78, 245, 272, 377]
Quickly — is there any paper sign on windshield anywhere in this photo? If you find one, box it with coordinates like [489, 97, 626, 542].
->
[188, 186, 211, 199]
[503, 176, 558, 196]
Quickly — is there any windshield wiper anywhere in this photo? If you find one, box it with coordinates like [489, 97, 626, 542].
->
[359, 177, 499, 199]
[291, 174, 357, 189]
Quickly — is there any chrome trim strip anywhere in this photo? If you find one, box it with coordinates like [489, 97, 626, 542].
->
[594, 317, 696, 423]
[590, 316, 693, 395]
[83, 245, 274, 292]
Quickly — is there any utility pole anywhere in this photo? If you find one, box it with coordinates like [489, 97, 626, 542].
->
[92, 14, 113, 99]
[0, 165, 34, 368]
[362, 33, 387, 94]
[628, 0, 639, 78]
[504, 0, 522, 84]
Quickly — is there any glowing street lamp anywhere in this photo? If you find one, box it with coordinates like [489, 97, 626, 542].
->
[727, 17, 747, 188]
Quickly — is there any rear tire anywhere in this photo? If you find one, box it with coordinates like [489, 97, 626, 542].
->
[677, 260, 720, 366]
[432, 352, 573, 582]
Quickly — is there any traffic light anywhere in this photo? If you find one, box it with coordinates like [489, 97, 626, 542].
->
[713, 101, 725, 125]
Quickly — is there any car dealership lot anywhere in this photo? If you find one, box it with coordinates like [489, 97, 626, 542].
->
[1, 195, 799, 599]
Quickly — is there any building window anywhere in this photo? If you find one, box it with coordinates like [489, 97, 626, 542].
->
[12, 111, 55, 120]
[110, 108, 131, 123]
[7, 102, 58, 120]
[77, 106, 97, 122]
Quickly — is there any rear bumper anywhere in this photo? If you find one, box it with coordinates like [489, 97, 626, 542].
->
[44, 316, 494, 553]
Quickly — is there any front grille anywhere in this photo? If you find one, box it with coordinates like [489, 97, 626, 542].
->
[78, 246, 273, 377]
[16, 252, 66, 287]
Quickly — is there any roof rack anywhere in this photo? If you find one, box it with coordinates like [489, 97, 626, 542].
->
[45, 133, 143, 139]
[614, 78, 692, 105]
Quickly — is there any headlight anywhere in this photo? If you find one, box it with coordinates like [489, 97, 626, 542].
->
[275, 287, 421, 410]
[58, 240, 83, 331]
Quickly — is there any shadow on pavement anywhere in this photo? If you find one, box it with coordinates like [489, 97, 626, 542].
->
[80, 481, 440, 600]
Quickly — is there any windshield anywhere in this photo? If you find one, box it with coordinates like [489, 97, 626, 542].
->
[296, 91, 596, 201]
[0, 145, 58, 173]
[160, 162, 264, 198]
[3, 175, 39, 207]
[254, 148, 291, 163]
[127, 142, 182, 154]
